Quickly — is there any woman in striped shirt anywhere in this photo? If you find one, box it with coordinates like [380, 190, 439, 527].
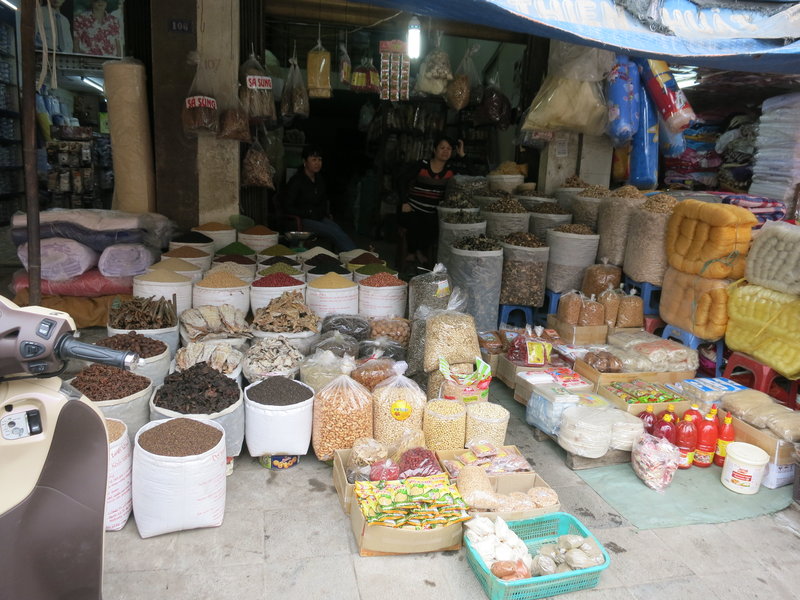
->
[400, 136, 468, 266]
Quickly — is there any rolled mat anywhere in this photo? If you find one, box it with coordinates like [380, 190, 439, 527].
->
[104, 58, 156, 213]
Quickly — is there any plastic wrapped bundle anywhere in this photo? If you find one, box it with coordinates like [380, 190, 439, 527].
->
[610, 411, 645, 451]
[744, 221, 800, 295]
[726, 282, 800, 379]
[631, 433, 680, 492]
[666, 199, 757, 280]
[18, 238, 98, 281]
[659, 267, 730, 340]
[525, 384, 580, 436]
[557, 406, 615, 458]
[98, 244, 157, 277]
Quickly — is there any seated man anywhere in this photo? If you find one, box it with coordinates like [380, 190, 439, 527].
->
[282, 145, 356, 252]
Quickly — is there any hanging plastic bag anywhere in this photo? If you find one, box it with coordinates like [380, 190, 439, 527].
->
[239, 52, 277, 126]
[312, 374, 373, 461]
[182, 51, 218, 136]
[217, 96, 251, 142]
[445, 74, 470, 111]
[634, 58, 696, 134]
[628, 81, 659, 190]
[522, 41, 613, 136]
[339, 43, 352, 85]
[242, 140, 275, 188]
[299, 349, 356, 392]
[281, 47, 310, 123]
[307, 34, 332, 99]
[455, 43, 482, 104]
[372, 362, 427, 445]
[605, 55, 640, 147]
[263, 50, 285, 101]
[581, 260, 622, 298]
[476, 71, 511, 129]
[414, 31, 453, 96]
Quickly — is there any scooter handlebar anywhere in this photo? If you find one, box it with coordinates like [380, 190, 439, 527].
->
[56, 337, 139, 371]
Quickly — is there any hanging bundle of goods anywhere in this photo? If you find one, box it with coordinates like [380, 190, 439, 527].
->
[379, 40, 411, 101]
[413, 31, 453, 96]
[522, 41, 613, 136]
[454, 43, 482, 106]
[307, 35, 332, 99]
[182, 52, 218, 135]
[627, 82, 659, 190]
[350, 57, 381, 94]
[605, 54, 640, 148]
[238, 52, 277, 127]
[281, 46, 310, 123]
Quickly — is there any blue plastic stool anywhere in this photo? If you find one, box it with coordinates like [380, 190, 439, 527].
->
[498, 304, 535, 329]
[662, 324, 725, 378]
[624, 276, 662, 315]
[532, 289, 562, 327]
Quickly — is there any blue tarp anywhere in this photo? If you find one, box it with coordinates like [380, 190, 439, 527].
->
[368, 0, 800, 74]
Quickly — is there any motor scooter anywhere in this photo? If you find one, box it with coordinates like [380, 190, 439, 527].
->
[0, 295, 138, 599]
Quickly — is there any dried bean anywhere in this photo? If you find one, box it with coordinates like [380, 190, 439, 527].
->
[424, 399, 466, 450]
[465, 402, 510, 447]
[486, 197, 527, 213]
[552, 224, 595, 235]
[372, 381, 426, 445]
[504, 232, 546, 248]
[529, 203, 570, 215]
[106, 419, 126, 443]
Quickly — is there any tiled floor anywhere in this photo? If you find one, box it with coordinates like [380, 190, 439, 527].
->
[103, 381, 800, 600]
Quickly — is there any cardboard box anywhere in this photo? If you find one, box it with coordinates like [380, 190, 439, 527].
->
[547, 314, 607, 345]
[436, 445, 535, 489]
[472, 472, 561, 521]
[513, 369, 593, 406]
[496, 354, 529, 389]
[574, 359, 696, 392]
[607, 326, 645, 336]
[731, 417, 795, 465]
[480, 350, 500, 377]
[349, 494, 462, 556]
[762, 461, 796, 489]
[598, 385, 692, 417]
[333, 449, 356, 514]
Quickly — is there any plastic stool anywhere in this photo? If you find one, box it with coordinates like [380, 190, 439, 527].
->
[498, 304, 535, 329]
[643, 315, 666, 335]
[624, 276, 662, 315]
[533, 289, 562, 327]
[662, 324, 725, 378]
[723, 352, 799, 410]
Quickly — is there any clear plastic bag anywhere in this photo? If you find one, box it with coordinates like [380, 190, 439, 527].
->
[455, 44, 482, 105]
[238, 52, 276, 126]
[581, 260, 622, 299]
[446, 74, 470, 111]
[281, 50, 309, 123]
[424, 399, 467, 450]
[423, 310, 481, 373]
[506, 326, 552, 367]
[338, 43, 352, 86]
[345, 437, 388, 483]
[598, 286, 623, 328]
[217, 99, 251, 142]
[359, 337, 406, 361]
[457, 465, 499, 510]
[312, 374, 373, 461]
[499, 243, 549, 308]
[766, 410, 800, 443]
[182, 52, 218, 136]
[449, 246, 504, 332]
[476, 72, 512, 129]
[557, 406, 614, 458]
[299, 349, 356, 392]
[372, 362, 427, 445]
[616, 290, 644, 328]
[557, 291, 583, 325]
[370, 458, 400, 481]
[242, 140, 275, 188]
[722, 389, 775, 421]
[321, 314, 371, 341]
[397, 446, 443, 478]
[351, 357, 397, 391]
[578, 295, 605, 327]
[307, 37, 332, 99]
[414, 32, 453, 96]
[631, 433, 680, 492]
[466, 402, 510, 448]
[408, 263, 453, 317]
[388, 427, 427, 463]
[370, 317, 411, 347]
[311, 330, 359, 357]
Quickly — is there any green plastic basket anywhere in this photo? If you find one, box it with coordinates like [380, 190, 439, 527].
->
[465, 512, 611, 600]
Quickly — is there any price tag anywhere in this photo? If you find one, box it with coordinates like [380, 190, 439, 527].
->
[390, 399, 412, 421]
[434, 280, 451, 298]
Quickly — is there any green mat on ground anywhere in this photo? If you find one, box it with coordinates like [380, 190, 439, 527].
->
[576, 463, 793, 529]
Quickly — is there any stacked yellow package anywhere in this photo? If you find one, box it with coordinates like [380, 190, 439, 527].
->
[658, 267, 730, 340]
[666, 200, 757, 279]
[726, 282, 800, 379]
[659, 200, 757, 340]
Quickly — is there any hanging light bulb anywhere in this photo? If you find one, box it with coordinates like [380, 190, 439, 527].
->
[407, 16, 421, 59]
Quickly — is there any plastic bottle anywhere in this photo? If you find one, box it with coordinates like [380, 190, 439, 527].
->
[655, 403, 676, 423]
[713, 412, 735, 467]
[676, 415, 698, 469]
[652, 413, 677, 445]
[683, 403, 703, 423]
[694, 412, 719, 468]
[639, 405, 656, 434]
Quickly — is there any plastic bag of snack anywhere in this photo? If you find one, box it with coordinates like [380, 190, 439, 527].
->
[370, 317, 411, 348]
[345, 437, 388, 483]
[217, 97, 251, 142]
[299, 349, 356, 393]
[321, 314, 371, 341]
[414, 31, 453, 96]
[307, 37, 332, 99]
[238, 52, 276, 126]
[312, 330, 359, 358]
[182, 51, 218, 136]
[281, 49, 309, 123]
[581, 260, 622, 298]
[456, 464, 499, 510]
[397, 446, 443, 478]
[242, 140, 275, 188]
[616, 289, 644, 328]
[578, 295, 605, 327]
[446, 74, 470, 111]
[556, 290, 583, 325]
[455, 43, 482, 104]
[369, 458, 400, 481]
[351, 357, 397, 391]
[631, 433, 679, 492]
[423, 309, 481, 373]
[388, 427, 426, 463]
[506, 325, 553, 367]
[339, 43, 352, 85]
[372, 362, 427, 445]
[312, 374, 373, 461]
[478, 331, 504, 355]
[599, 286, 623, 328]
[358, 337, 406, 361]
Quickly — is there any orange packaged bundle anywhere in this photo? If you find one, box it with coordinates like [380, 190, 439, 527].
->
[506, 325, 553, 367]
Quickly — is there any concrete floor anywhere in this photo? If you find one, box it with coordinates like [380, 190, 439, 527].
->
[102, 381, 800, 600]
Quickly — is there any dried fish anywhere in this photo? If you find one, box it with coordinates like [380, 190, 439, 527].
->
[252, 291, 320, 333]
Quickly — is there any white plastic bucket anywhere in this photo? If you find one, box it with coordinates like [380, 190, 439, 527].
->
[190, 227, 236, 252]
[250, 329, 320, 355]
[150, 386, 245, 458]
[133, 276, 193, 317]
[305, 284, 359, 317]
[244, 378, 315, 456]
[193, 284, 250, 315]
[487, 174, 524, 193]
[238, 232, 279, 253]
[168, 240, 215, 258]
[250, 282, 307, 313]
[106, 325, 180, 359]
[211, 260, 257, 278]
[720, 442, 770, 495]
[307, 270, 353, 283]
[358, 282, 408, 318]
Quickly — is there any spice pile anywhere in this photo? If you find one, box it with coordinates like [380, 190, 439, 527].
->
[214, 255, 256, 266]
[154, 362, 240, 414]
[252, 291, 319, 333]
[241, 224, 276, 236]
[196, 271, 248, 288]
[349, 252, 383, 266]
[72, 364, 151, 401]
[308, 272, 356, 289]
[216, 241, 256, 256]
[97, 331, 167, 358]
[138, 418, 222, 457]
[452, 235, 502, 251]
[207, 263, 255, 281]
[356, 264, 398, 276]
[180, 305, 251, 342]
[173, 231, 213, 245]
[259, 244, 294, 257]
[360, 272, 405, 287]
[163, 246, 211, 260]
[260, 255, 300, 267]
[247, 376, 313, 406]
[504, 232, 546, 248]
[109, 296, 177, 329]
[253, 272, 303, 287]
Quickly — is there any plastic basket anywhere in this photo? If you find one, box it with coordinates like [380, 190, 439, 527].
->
[465, 512, 611, 600]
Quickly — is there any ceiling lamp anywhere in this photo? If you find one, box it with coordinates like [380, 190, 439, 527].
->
[407, 16, 421, 59]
